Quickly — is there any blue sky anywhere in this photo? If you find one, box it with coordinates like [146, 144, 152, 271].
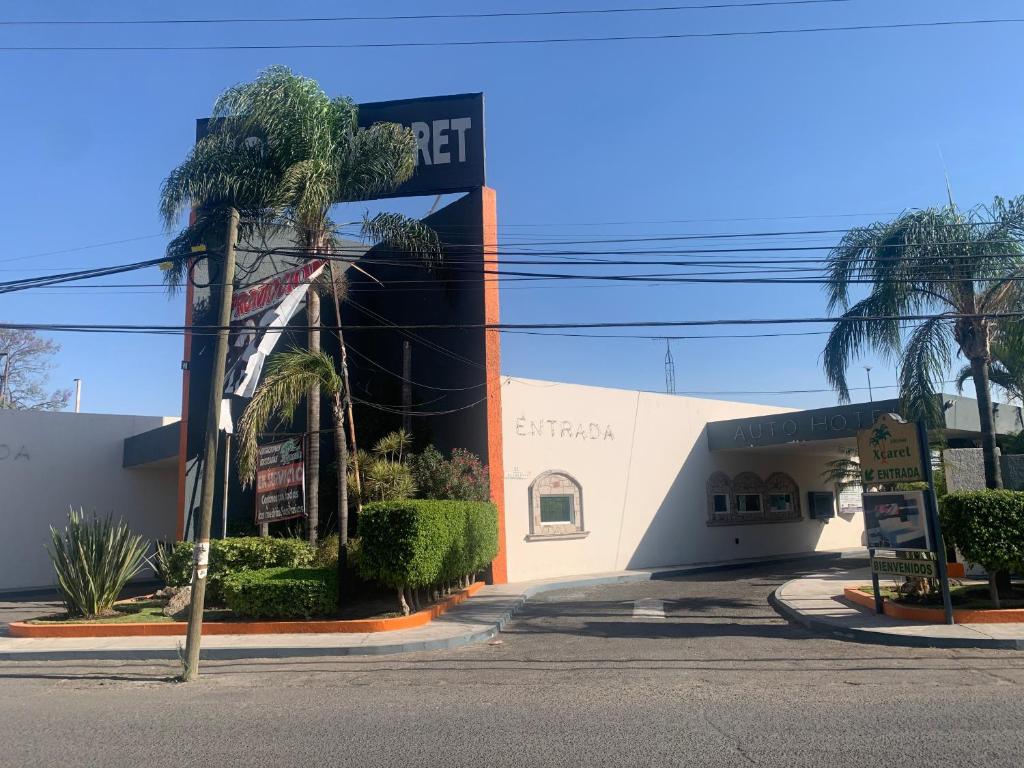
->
[1, 0, 1022, 416]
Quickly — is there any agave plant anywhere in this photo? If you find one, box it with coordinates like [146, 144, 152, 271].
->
[47, 508, 150, 618]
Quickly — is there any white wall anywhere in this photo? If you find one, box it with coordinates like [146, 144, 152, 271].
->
[0, 410, 179, 592]
[501, 378, 864, 582]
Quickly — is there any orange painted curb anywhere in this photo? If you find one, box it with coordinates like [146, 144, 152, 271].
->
[9, 581, 485, 639]
[844, 585, 1024, 624]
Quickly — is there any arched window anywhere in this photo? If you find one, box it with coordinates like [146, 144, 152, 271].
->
[764, 472, 801, 521]
[706, 471, 733, 524]
[527, 470, 587, 540]
[732, 472, 764, 517]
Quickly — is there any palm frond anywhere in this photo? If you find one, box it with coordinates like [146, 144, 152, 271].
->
[236, 348, 342, 483]
[361, 212, 441, 268]
[337, 121, 417, 202]
[822, 294, 903, 402]
[898, 316, 953, 425]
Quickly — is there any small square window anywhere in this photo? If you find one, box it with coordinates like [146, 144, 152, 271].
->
[736, 494, 762, 513]
[713, 494, 729, 514]
[767, 493, 793, 513]
[540, 494, 575, 525]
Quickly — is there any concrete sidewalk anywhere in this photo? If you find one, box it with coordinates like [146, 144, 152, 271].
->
[0, 550, 852, 661]
[771, 569, 1024, 650]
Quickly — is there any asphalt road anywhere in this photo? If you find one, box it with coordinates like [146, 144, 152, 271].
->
[3, 557, 1023, 768]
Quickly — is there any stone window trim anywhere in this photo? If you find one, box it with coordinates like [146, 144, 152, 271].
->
[527, 469, 588, 541]
[706, 471, 802, 526]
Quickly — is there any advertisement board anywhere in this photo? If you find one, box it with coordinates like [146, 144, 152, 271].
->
[862, 490, 931, 552]
[357, 93, 485, 198]
[221, 260, 325, 433]
[255, 439, 305, 525]
[855, 413, 924, 484]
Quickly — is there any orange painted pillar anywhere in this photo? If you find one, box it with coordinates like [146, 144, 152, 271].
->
[481, 187, 508, 584]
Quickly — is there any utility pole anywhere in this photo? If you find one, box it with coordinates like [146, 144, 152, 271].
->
[183, 211, 239, 682]
[73, 378, 82, 413]
[864, 365, 874, 402]
[401, 341, 412, 434]
[0, 352, 9, 407]
[221, 434, 231, 539]
[664, 339, 676, 395]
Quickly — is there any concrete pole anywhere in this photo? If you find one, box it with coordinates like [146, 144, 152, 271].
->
[402, 341, 412, 434]
[73, 378, 82, 413]
[182, 207, 239, 682]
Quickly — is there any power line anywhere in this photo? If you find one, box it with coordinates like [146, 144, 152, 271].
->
[2, 18, 1022, 52]
[0, 1, 859, 27]
[4, 310, 1024, 335]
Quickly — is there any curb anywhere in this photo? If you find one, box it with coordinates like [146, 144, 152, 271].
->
[769, 583, 1024, 650]
[1, 551, 849, 661]
[842, 586, 1024, 625]
[8, 582, 485, 639]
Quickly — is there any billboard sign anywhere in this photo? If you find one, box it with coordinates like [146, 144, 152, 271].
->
[862, 491, 931, 552]
[220, 260, 325, 433]
[855, 413, 924, 485]
[255, 439, 305, 525]
[357, 93, 485, 198]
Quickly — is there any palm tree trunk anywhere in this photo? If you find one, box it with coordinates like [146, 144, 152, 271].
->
[183, 206, 239, 682]
[333, 395, 349, 607]
[969, 356, 1003, 489]
[305, 289, 321, 546]
[327, 260, 362, 513]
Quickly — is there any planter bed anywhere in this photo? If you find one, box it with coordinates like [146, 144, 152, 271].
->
[844, 585, 1024, 624]
[9, 581, 484, 638]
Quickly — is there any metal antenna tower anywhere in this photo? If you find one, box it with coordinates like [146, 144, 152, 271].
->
[664, 339, 676, 394]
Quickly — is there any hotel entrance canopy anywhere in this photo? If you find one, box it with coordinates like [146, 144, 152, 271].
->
[706, 394, 1024, 452]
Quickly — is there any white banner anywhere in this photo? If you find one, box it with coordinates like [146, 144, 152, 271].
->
[219, 260, 325, 433]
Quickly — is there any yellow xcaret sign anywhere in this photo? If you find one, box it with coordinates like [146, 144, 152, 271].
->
[856, 413, 924, 484]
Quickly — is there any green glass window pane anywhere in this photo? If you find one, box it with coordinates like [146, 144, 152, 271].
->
[540, 495, 574, 524]
[736, 494, 761, 512]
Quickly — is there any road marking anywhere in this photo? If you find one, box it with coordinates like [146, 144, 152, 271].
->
[632, 598, 665, 619]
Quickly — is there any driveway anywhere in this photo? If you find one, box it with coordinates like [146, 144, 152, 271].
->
[2, 557, 1023, 768]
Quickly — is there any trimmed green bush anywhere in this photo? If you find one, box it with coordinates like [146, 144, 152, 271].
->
[941, 490, 1024, 574]
[358, 499, 498, 592]
[410, 445, 490, 501]
[158, 536, 314, 603]
[221, 567, 337, 619]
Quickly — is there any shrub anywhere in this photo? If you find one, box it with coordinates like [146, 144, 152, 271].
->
[358, 499, 498, 592]
[941, 490, 1024, 574]
[47, 508, 150, 618]
[311, 534, 363, 577]
[221, 567, 337, 619]
[157, 536, 314, 603]
[410, 446, 490, 501]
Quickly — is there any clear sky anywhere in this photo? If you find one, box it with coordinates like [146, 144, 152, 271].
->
[1, 0, 1022, 417]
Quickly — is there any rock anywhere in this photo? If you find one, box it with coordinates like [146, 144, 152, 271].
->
[162, 585, 192, 619]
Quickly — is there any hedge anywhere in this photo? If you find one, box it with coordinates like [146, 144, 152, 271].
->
[358, 500, 498, 592]
[941, 490, 1024, 574]
[157, 536, 314, 603]
[221, 567, 337, 619]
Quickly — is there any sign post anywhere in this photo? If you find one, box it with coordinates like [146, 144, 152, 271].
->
[916, 420, 955, 625]
[856, 414, 954, 625]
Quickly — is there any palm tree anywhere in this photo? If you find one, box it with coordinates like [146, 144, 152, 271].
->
[823, 196, 1024, 490]
[216, 66, 440, 548]
[955, 320, 1024, 404]
[159, 80, 291, 681]
[236, 349, 346, 597]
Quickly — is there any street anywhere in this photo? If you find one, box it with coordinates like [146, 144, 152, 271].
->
[3, 558, 1023, 767]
